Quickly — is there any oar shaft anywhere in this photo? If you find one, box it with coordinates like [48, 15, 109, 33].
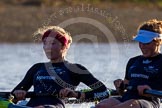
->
[109, 89, 118, 96]
[144, 89, 162, 98]
[0, 88, 116, 98]
[0, 92, 10, 98]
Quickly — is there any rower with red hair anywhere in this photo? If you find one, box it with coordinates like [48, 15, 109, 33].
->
[11, 26, 109, 108]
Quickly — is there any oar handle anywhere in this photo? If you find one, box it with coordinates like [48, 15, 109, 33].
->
[0, 92, 58, 99]
[109, 89, 118, 96]
[0, 92, 10, 98]
[25, 92, 58, 98]
[144, 89, 162, 98]
[1, 89, 118, 98]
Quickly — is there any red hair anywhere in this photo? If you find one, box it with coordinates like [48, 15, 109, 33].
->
[42, 30, 68, 46]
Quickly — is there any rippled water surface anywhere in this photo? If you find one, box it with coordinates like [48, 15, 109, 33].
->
[0, 43, 145, 107]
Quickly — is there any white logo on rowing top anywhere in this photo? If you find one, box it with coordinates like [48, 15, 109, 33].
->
[143, 59, 152, 64]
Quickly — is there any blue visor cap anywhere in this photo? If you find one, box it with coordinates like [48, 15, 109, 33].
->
[133, 30, 162, 43]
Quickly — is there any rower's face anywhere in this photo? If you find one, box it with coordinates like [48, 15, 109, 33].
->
[43, 36, 63, 60]
[139, 40, 159, 57]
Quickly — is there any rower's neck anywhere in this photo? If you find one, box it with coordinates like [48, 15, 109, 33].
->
[50, 57, 65, 63]
[151, 52, 160, 57]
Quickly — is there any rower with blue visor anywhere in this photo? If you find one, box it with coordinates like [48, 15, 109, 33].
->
[96, 19, 162, 108]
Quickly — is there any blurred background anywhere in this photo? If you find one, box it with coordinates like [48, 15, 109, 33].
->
[0, 0, 162, 43]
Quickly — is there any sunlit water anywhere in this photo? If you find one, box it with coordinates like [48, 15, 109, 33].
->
[0, 43, 149, 107]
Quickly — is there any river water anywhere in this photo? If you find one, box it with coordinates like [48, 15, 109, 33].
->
[0, 43, 148, 107]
